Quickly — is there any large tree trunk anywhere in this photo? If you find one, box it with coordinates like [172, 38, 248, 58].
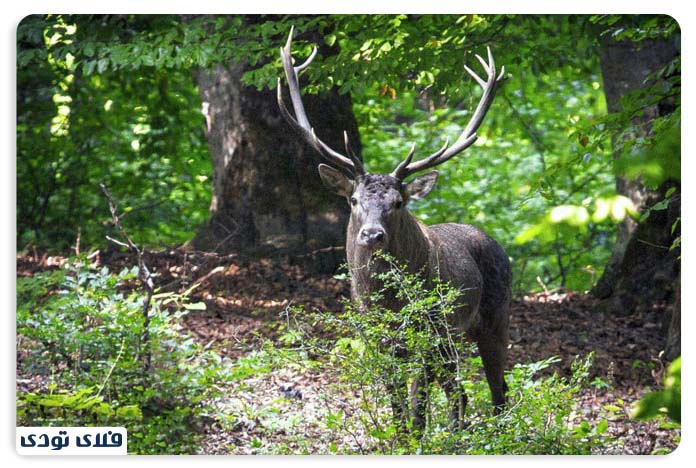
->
[592, 27, 680, 357]
[664, 272, 680, 362]
[189, 41, 360, 268]
[592, 34, 678, 301]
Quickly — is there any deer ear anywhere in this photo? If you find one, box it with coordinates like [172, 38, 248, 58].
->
[318, 164, 353, 197]
[404, 171, 438, 201]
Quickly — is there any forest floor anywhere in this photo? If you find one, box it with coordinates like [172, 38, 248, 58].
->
[17, 249, 680, 455]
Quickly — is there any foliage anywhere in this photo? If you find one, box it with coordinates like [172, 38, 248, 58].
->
[514, 195, 638, 245]
[284, 256, 609, 454]
[17, 15, 211, 251]
[590, 14, 680, 43]
[632, 357, 681, 425]
[513, 15, 680, 270]
[16, 14, 680, 293]
[438, 354, 608, 455]
[16, 257, 236, 454]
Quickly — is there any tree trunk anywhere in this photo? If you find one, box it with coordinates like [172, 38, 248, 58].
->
[592, 34, 678, 301]
[189, 50, 360, 267]
[592, 28, 680, 358]
[664, 273, 680, 362]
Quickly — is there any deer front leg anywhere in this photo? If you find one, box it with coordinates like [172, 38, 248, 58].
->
[440, 366, 468, 430]
[410, 366, 432, 433]
[386, 380, 409, 430]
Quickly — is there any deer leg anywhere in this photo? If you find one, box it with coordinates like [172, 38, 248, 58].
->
[439, 361, 468, 430]
[477, 333, 508, 413]
[386, 380, 409, 429]
[410, 366, 432, 433]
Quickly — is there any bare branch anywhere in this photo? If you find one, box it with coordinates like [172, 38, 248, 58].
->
[100, 182, 154, 370]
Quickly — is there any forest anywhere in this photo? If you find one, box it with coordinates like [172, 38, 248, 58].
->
[16, 14, 680, 455]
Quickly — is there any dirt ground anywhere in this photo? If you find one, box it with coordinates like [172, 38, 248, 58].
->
[16, 249, 680, 454]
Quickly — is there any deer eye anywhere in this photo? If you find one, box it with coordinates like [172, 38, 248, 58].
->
[350, 197, 358, 206]
[394, 200, 403, 210]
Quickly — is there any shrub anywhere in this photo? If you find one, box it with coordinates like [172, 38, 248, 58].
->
[16, 256, 235, 454]
[290, 255, 608, 454]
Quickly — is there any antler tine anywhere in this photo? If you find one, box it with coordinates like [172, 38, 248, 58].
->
[344, 131, 365, 175]
[464, 64, 486, 88]
[277, 27, 359, 176]
[475, 53, 490, 74]
[391, 47, 503, 181]
[295, 46, 318, 73]
[497, 65, 506, 82]
[390, 142, 416, 179]
[391, 138, 450, 179]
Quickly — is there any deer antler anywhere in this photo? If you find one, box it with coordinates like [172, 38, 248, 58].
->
[277, 26, 364, 176]
[391, 47, 504, 180]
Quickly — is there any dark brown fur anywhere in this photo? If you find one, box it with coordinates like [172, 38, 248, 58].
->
[341, 173, 512, 429]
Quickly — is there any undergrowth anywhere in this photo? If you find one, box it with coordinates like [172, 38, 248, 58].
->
[16, 254, 614, 454]
[280, 255, 610, 454]
[16, 256, 236, 454]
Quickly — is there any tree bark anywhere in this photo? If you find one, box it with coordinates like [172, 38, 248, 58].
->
[592, 34, 678, 301]
[664, 273, 680, 362]
[189, 43, 360, 266]
[592, 28, 680, 358]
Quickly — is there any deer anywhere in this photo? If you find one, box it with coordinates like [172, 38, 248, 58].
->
[277, 27, 512, 431]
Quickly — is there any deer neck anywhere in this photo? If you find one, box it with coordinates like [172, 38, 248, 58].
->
[386, 211, 432, 271]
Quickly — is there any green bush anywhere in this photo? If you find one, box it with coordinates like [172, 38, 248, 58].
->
[632, 356, 681, 425]
[291, 256, 609, 454]
[16, 257, 235, 454]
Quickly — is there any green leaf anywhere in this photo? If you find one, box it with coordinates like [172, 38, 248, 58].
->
[596, 419, 609, 434]
[632, 391, 666, 420]
[116, 404, 143, 420]
[84, 42, 95, 57]
[97, 58, 109, 73]
[602, 404, 622, 412]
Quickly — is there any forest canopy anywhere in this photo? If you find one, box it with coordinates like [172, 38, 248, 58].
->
[17, 14, 680, 293]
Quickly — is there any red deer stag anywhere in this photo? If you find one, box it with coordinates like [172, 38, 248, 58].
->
[277, 27, 511, 430]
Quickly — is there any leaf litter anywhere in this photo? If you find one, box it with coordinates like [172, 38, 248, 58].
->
[16, 249, 679, 454]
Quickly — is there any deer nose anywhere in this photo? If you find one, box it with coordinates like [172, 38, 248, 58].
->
[359, 227, 386, 246]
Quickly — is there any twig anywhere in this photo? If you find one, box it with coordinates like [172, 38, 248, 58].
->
[118, 199, 166, 219]
[100, 183, 154, 371]
[73, 228, 81, 256]
[96, 339, 126, 398]
[554, 239, 567, 287]
[502, 93, 548, 173]
[637, 239, 670, 250]
[105, 235, 130, 249]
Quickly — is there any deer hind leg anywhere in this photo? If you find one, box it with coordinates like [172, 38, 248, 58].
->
[477, 331, 508, 412]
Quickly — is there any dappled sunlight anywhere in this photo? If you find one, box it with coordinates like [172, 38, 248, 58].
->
[16, 13, 680, 455]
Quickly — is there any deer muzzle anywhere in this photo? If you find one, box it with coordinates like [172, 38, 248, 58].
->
[358, 226, 387, 249]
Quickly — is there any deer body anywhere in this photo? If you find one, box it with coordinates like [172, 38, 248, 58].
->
[348, 211, 513, 326]
[341, 174, 511, 427]
[277, 28, 511, 429]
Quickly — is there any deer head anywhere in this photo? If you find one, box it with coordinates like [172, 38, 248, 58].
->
[277, 27, 504, 251]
